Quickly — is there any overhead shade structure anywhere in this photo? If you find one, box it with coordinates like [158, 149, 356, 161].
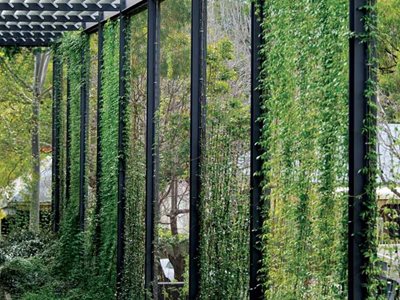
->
[0, 2, 119, 11]
[0, 0, 121, 47]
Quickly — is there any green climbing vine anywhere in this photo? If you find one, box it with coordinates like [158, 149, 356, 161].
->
[51, 20, 136, 299]
[96, 20, 120, 298]
[360, 2, 381, 298]
[50, 18, 148, 299]
[85, 33, 100, 260]
[199, 39, 250, 299]
[57, 32, 89, 279]
[52, 44, 63, 223]
[123, 12, 147, 300]
[10, 1, 386, 299]
[259, 0, 349, 298]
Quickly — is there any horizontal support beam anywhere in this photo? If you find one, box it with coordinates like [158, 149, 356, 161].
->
[84, 0, 147, 33]
[0, 3, 119, 12]
[0, 32, 62, 39]
[0, 37, 55, 46]
[0, 24, 80, 31]
[0, 14, 97, 23]
[0, 40, 51, 47]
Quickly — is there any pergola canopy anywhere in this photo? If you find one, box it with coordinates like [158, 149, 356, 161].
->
[0, 0, 122, 46]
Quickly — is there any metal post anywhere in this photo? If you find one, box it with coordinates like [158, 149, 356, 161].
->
[145, 0, 160, 297]
[250, 1, 264, 299]
[66, 75, 71, 207]
[349, 0, 376, 299]
[52, 47, 62, 233]
[79, 36, 89, 231]
[189, 0, 207, 298]
[52, 53, 57, 231]
[117, 1, 128, 297]
[94, 12, 104, 257]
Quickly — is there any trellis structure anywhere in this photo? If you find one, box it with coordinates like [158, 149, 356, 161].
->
[0, 0, 120, 46]
[0, 0, 376, 299]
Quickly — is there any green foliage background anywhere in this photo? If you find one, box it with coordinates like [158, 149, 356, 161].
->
[377, 0, 400, 121]
[199, 37, 250, 299]
[0, 49, 53, 191]
[157, 0, 191, 295]
[376, 1, 400, 296]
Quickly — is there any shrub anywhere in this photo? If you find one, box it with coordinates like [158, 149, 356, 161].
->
[0, 257, 50, 297]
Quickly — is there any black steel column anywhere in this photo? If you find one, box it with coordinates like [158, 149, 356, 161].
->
[145, 0, 160, 297]
[94, 12, 104, 257]
[349, 0, 376, 299]
[52, 52, 57, 232]
[52, 47, 62, 233]
[117, 1, 128, 297]
[79, 35, 89, 231]
[189, 0, 207, 299]
[66, 75, 71, 207]
[250, 1, 264, 299]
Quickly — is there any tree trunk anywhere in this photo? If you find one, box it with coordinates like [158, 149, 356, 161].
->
[168, 177, 185, 281]
[29, 51, 50, 233]
[30, 92, 40, 232]
[170, 177, 178, 236]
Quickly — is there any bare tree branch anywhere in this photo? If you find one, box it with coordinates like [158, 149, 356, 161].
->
[0, 57, 33, 92]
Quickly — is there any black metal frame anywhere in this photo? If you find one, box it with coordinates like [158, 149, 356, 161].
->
[0, 24, 79, 32]
[79, 36, 89, 231]
[348, 0, 376, 299]
[0, 2, 119, 11]
[5, 0, 377, 297]
[0, 32, 61, 38]
[0, 14, 98, 23]
[65, 76, 72, 208]
[84, 1, 148, 34]
[189, 0, 207, 298]
[0, 1, 120, 46]
[250, 1, 264, 299]
[52, 57, 57, 232]
[52, 48, 62, 233]
[0, 38, 54, 46]
[94, 11, 104, 259]
[117, 0, 128, 297]
[145, 0, 160, 297]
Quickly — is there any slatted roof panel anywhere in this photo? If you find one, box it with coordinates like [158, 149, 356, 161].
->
[0, 0, 120, 12]
[0, 0, 120, 46]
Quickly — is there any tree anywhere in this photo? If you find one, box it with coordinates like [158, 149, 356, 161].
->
[0, 48, 51, 232]
[377, 0, 400, 191]
[30, 50, 51, 232]
[156, 1, 251, 296]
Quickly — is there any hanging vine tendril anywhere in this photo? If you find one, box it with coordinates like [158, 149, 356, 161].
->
[259, 0, 349, 298]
